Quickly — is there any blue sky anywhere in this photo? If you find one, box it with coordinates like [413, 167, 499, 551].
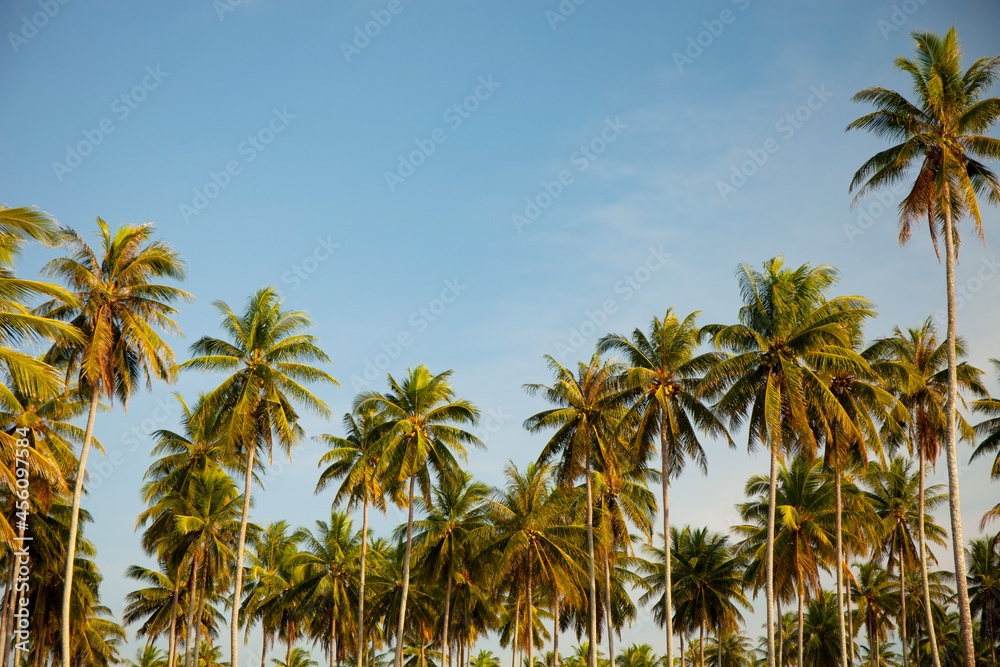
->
[2, 0, 1000, 661]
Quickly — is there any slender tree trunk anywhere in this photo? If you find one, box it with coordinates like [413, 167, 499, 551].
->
[183, 557, 199, 667]
[443, 569, 453, 667]
[680, 631, 685, 667]
[527, 560, 533, 667]
[396, 469, 418, 667]
[194, 551, 209, 667]
[917, 452, 942, 667]
[836, 473, 848, 667]
[866, 617, 875, 667]
[660, 419, 675, 667]
[776, 599, 782, 667]
[60, 384, 100, 667]
[585, 456, 598, 667]
[359, 494, 369, 667]
[332, 611, 337, 667]
[899, 543, 907, 667]
[846, 564, 855, 667]
[942, 199, 976, 667]
[168, 576, 182, 667]
[603, 553, 615, 667]
[232, 444, 257, 667]
[699, 624, 704, 667]
[513, 593, 520, 667]
[717, 630, 723, 667]
[766, 441, 779, 667]
[2, 556, 16, 667]
[262, 633, 269, 667]
[553, 595, 560, 667]
[798, 584, 805, 667]
[287, 632, 292, 667]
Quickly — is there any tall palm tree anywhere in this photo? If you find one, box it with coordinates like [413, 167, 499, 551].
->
[412, 471, 490, 667]
[244, 521, 301, 667]
[867, 319, 984, 667]
[316, 407, 400, 667]
[182, 286, 337, 667]
[356, 365, 481, 667]
[489, 462, 584, 667]
[966, 536, 1000, 667]
[525, 354, 630, 667]
[702, 257, 873, 667]
[40, 219, 191, 667]
[851, 562, 898, 667]
[863, 456, 947, 667]
[847, 29, 1000, 665]
[597, 309, 731, 667]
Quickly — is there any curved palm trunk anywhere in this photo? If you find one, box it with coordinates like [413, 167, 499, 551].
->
[232, 445, 257, 667]
[765, 442, 779, 667]
[443, 569, 454, 667]
[836, 473, 848, 667]
[899, 542, 907, 667]
[60, 384, 100, 667]
[660, 419, 675, 667]
[193, 552, 210, 667]
[917, 452, 941, 667]
[358, 494, 369, 667]
[395, 469, 418, 667]
[585, 456, 598, 667]
[942, 201, 976, 667]
[603, 553, 615, 667]
[168, 576, 182, 667]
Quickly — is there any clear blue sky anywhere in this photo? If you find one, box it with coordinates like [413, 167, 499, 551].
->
[2, 0, 1000, 662]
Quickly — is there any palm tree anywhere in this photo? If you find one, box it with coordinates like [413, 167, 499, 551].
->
[244, 521, 301, 667]
[317, 407, 400, 667]
[863, 456, 947, 667]
[615, 644, 660, 667]
[489, 462, 584, 667]
[124, 645, 169, 667]
[413, 471, 490, 667]
[966, 536, 1000, 666]
[847, 29, 1000, 665]
[801, 591, 842, 667]
[597, 309, 731, 667]
[867, 319, 984, 667]
[182, 286, 337, 667]
[273, 647, 319, 667]
[40, 219, 191, 667]
[702, 257, 873, 667]
[851, 562, 898, 667]
[356, 365, 481, 667]
[471, 650, 502, 667]
[972, 359, 1000, 510]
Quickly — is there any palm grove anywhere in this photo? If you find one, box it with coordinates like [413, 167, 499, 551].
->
[1, 25, 999, 667]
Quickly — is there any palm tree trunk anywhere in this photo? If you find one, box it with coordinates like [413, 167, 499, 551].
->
[2, 556, 17, 667]
[287, 632, 293, 667]
[232, 444, 257, 667]
[942, 198, 976, 667]
[717, 630, 723, 667]
[331, 614, 337, 667]
[866, 616, 875, 667]
[699, 623, 704, 667]
[765, 441, 779, 667]
[185, 557, 200, 667]
[527, 560, 533, 667]
[194, 551, 209, 667]
[396, 467, 419, 667]
[553, 595, 560, 667]
[262, 633, 269, 667]
[680, 631, 685, 667]
[603, 553, 615, 667]
[513, 593, 520, 667]
[798, 585, 805, 667]
[846, 564, 855, 667]
[443, 568, 454, 667]
[585, 456, 598, 667]
[899, 543, 907, 667]
[660, 419, 675, 667]
[359, 494, 369, 667]
[836, 472, 848, 667]
[917, 451, 941, 667]
[60, 384, 100, 667]
[168, 576, 182, 667]
[776, 599, 782, 667]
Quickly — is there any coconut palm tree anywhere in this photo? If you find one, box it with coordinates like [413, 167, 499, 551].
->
[525, 354, 630, 667]
[182, 286, 337, 667]
[40, 219, 191, 667]
[273, 647, 319, 667]
[972, 359, 1000, 499]
[355, 365, 481, 667]
[244, 521, 301, 667]
[471, 650, 502, 667]
[847, 29, 1000, 665]
[702, 257, 873, 667]
[851, 562, 898, 667]
[316, 407, 400, 667]
[867, 319, 984, 667]
[124, 645, 169, 667]
[597, 309, 730, 667]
